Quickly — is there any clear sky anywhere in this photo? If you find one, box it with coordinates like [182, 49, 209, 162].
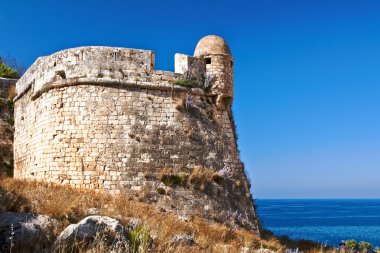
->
[1, 0, 379, 198]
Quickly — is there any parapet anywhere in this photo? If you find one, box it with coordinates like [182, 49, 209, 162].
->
[16, 36, 234, 102]
[16, 47, 158, 100]
[15, 46, 215, 103]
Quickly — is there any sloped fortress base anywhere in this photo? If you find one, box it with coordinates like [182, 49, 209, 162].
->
[14, 36, 259, 231]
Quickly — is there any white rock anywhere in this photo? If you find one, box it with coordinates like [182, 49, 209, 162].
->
[54, 215, 129, 251]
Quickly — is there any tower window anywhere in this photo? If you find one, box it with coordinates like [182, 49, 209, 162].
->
[205, 57, 211, 64]
[112, 52, 119, 61]
[230, 61, 233, 67]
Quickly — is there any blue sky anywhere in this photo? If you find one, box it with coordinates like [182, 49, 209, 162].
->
[1, 0, 379, 198]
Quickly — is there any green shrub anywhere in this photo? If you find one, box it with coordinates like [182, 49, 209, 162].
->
[129, 225, 151, 253]
[174, 79, 195, 88]
[161, 174, 184, 187]
[0, 59, 19, 78]
[359, 241, 372, 252]
[345, 239, 358, 250]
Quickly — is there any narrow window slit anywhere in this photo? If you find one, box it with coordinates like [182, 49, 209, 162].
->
[112, 52, 119, 61]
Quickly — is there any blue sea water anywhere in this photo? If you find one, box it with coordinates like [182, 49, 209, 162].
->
[256, 199, 380, 247]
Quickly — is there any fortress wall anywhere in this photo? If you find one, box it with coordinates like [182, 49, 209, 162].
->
[14, 83, 241, 184]
[14, 82, 256, 229]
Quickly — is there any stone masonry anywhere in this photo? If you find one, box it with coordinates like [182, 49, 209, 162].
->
[13, 35, 259, 231]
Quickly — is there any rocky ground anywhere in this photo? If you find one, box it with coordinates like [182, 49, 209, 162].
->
[0, 177, 283, 253]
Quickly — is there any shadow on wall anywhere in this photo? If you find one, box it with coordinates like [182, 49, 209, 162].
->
[0, 78, 16, 177]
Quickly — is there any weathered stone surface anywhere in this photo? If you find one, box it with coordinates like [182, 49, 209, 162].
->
[0, 212, 56, 253]
[54, 215, 129, 251]
[14, 36, 258, 232]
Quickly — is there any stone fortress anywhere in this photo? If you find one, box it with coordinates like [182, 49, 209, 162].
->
[13, 35, 258, 231]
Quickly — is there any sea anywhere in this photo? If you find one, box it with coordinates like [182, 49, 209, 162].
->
[256, 199, 380, 247]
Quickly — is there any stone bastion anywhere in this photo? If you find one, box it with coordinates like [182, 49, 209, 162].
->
[13, 35, 258, 231]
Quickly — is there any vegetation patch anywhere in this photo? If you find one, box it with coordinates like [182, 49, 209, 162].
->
[159, 166, 224, 192]
[159, 168, 187, 187]
[129, 225, 151, 253]
[174, 80, 195, 88]
[189, 166, 224, 191]
[0, 58, 20, 78]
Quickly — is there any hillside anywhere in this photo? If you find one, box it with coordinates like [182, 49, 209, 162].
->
[0, 177, 283, 252]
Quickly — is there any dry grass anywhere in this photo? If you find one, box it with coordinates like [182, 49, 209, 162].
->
[175, 97, 186, 110]
[159, 166, 224, 192]
[189, 165, 224, 191]
[0, 177, 284, 252]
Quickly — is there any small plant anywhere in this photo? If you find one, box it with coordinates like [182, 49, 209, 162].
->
[129, 225, 151, 253]
[157, 187, 166, 195]
[345, 239, 358, 250]
[159, 168, 188, 187]
[160, 173, 184, 187]
[174, 79, 195, 88]
[359, 241, 372, 252]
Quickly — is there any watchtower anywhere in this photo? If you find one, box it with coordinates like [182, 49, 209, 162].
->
[194, 35, 234, 107]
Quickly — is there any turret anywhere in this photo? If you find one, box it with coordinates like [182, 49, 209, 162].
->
[194, 35, 234, 104]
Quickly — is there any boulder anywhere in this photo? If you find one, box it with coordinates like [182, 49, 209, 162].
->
[0, 212, 55, 253]
[54, 215, 129, 252]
